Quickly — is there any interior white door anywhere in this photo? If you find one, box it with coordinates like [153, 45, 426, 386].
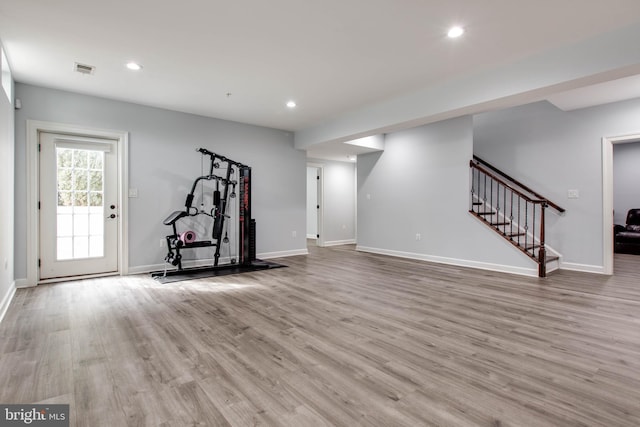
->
[39, 132, 119, 279]
[306, 166, 318, 238]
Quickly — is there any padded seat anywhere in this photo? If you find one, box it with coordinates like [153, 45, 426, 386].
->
[163, 210, 188, 226]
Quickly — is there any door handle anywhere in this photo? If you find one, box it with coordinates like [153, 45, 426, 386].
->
[107, 213, 117, 219]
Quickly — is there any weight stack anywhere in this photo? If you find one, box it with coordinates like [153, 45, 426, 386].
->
[249, 219, 257, 261]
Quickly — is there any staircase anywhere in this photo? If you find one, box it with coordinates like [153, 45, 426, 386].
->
[469, 156, 565, 277]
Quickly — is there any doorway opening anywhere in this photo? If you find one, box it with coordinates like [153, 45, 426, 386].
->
[602, 133, 640, 275]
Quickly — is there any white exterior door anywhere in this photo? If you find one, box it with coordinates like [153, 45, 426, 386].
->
[39, 132, 119, 279]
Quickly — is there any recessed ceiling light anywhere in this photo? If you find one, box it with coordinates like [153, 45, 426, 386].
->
[286, 100, 296, 108]
[447, 26, 465, 38]
[126, 62, 142, 71]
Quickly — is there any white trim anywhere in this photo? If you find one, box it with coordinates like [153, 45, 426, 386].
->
[0, 281, 16, 324]
[306, 234, 317, 239]
[324, 239, 356, 247]
[128, 264, 165, 275]
[119, 129, 130, 276]
[26, 120, 129, 286]
[602, 137, 614, 275]
[128, 265, 166, 275]
[602, 133, 640, 275]
[559, 262, 606, 274]
[14, 278, 31, 288]
[259, 249, 308, 259]
[354, 161, 358, 243]
[356, 245, 539, 277]
[38, 271, 120, 285]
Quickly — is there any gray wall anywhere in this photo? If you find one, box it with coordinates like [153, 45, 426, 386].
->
[14, 83, 307, 278]
[613, 142, 640, 225]
[0, 58, 14, 317]
[357, 116, 532, 274]
[307, 159, 356, 244]
[474, 99, 640, 269]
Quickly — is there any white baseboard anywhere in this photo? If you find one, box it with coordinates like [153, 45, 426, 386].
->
[128, 249, 309, 275]
[15, 278, 33, 288]
[559, 262, 606, 274]
[128, 264, 165, 275]
[306, 234, 317, 239]
[356, 246, 539, 277]
[324, 239, 356, 247]
[258, 249, 308, 259]
[0, 281, 17, 324]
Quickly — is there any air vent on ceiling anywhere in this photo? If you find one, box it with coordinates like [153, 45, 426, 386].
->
[74, 62, 95, 75]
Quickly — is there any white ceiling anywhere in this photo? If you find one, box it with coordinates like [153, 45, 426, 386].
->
[2, 1, 640, 161]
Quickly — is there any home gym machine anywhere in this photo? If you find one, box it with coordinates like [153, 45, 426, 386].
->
[151, 148, 279, 282]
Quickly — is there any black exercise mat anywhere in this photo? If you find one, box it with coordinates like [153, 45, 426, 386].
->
[151, 260, 286, 284]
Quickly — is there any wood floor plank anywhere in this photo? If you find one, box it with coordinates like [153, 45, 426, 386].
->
[1, 246, 640, 426]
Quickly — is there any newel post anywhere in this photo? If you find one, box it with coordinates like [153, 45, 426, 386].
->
[538, 203, 547, 277]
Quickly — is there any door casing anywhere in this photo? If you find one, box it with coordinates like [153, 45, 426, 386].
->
[25, 120, 129, 286]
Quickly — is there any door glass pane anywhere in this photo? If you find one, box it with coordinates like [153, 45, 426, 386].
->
[73, 213, 89, 236]
[89, 213, 102, 235]
[56, 147, 105, 260]
[57, 237, 73, 260]
[89, 236, 104, 257]
[74, 236, 89, 258]
[57, 213, 72, 237]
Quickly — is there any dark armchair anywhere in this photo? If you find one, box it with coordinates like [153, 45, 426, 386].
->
[614, 209, 640, 254]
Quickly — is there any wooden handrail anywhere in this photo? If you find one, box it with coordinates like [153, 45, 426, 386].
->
[472, 156, 565, 213]
[470, 161, 546, 205]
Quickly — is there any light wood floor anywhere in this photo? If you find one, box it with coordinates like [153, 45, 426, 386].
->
[1, 246, 640, 426]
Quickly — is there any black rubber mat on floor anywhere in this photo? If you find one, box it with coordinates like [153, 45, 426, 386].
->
[151, 260, 286, 284]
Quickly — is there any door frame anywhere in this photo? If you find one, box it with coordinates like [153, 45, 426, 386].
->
[602, 132, 640, 275]
[26, 120, 129, 286]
